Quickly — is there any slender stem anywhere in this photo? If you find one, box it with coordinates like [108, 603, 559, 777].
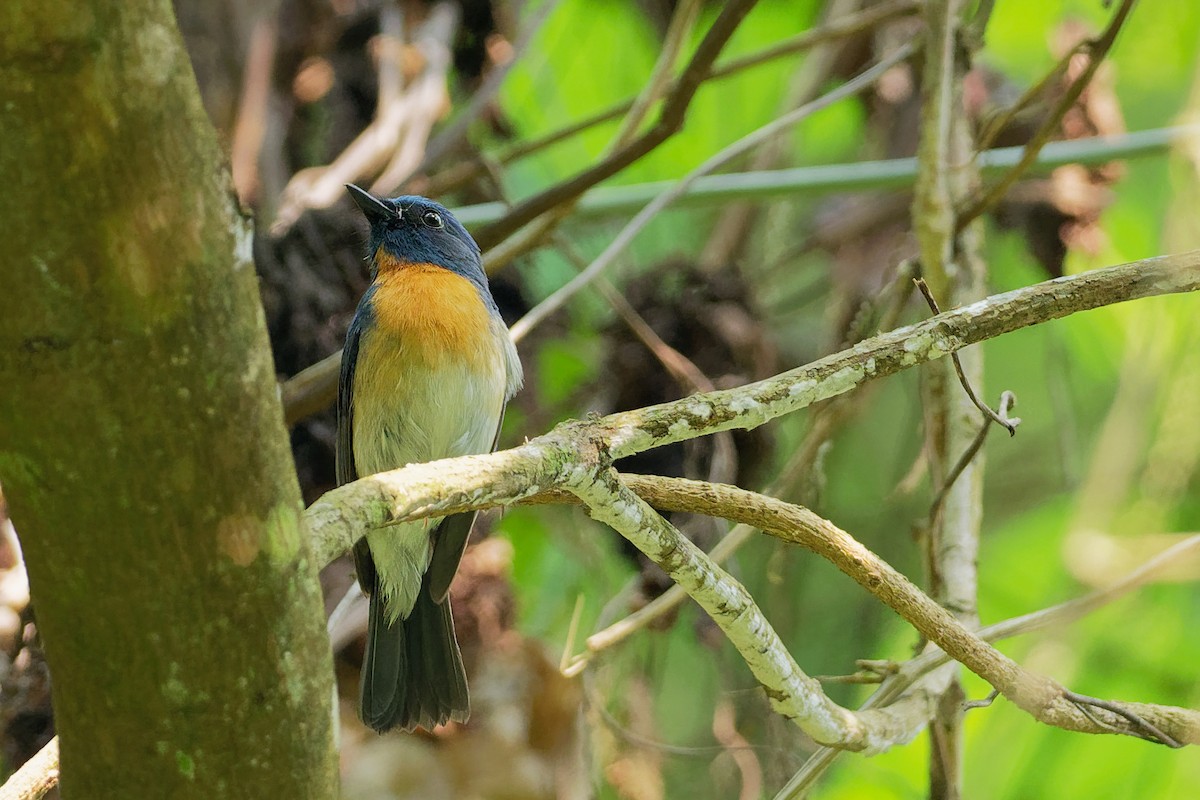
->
[913, 279, 1020, 435]
[493, 0, 922, 165]
[399, 0, 563, 189]
[955, 0, 1139, 231]
[508, 43, 917, 344]
[471, 0, 761, 250]
[278, 136, 1200, 425]
[449, 125, 1200, 228]
[0, 737, 59, 800]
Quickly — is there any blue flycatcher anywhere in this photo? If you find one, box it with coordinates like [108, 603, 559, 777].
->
[338, 185, 522, 732]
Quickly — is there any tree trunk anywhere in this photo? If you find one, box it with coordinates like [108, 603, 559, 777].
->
[0, 1, 337, 797]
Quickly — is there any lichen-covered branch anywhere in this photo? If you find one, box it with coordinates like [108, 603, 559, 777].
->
[309, 252, 1200, 558]
[607, 475, 1200, 745]
[0, 736, 58, 800]
[911, 0, 989, 790]
[303, 253, 1200, 755]
[565, 467, 933, 752]
[599, 251, 1199, 458]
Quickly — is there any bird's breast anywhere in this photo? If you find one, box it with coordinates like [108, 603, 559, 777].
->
[369, 259, 495, 371]
[351, 261, 509, 474]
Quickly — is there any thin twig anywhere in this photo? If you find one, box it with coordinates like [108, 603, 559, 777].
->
[962, 688, 999, 711]
[493, 0, 921, 167]
[700, 0, 863, 271]
[1064, 691, 1182, 748]
[974, 44, 1074, 155]
[480, 0, 707, 275]
[929, 390, 1018, 519]
[914, 277, 1020, 435]
[509, 43, 917, 344]
[0, 736, 59, 800]
[399, 0, 562, 190]
[814, 672, 888, 685]
[559, 593, 585, 673]
[614, 0, 704, 147]
[955, 0, 1138, 231]
[470, 0, 760, 250]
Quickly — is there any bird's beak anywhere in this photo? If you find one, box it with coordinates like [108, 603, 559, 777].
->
[346, 184, 398, 223]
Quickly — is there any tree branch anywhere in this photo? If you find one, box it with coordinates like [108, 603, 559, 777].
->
[307, 250, 1200, 564]
[565, 466, 933, 752]
[278, 126, 1200, 427]
[470, 0, 759, 250]
[491, 0, 921, 169]
[508, 42, 917, 343]
[955, 0, 1139, 231]
[295, 252, 1200, 767]
[601, 475, 1200, 745]
[0, 737, 58, 800]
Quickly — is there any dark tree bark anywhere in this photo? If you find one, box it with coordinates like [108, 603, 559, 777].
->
[0, 1, 337, 797]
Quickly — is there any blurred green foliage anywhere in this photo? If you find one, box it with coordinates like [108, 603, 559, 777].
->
[478, 0, 1200, 796]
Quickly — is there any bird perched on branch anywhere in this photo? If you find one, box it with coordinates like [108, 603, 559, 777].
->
[337, 185, 523, 732]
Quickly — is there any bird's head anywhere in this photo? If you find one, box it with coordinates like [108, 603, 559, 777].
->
[346, 185, 484, 286]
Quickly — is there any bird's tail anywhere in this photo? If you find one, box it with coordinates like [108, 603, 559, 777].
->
[360, 575, 470, 733]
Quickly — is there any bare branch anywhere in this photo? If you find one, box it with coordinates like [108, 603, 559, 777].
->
[477, 0, 707, 275]
[277, 127, 1200, 426]
[492, 0, 922, 169]
[470, 0, 759, 250]
[956, 0, 1138, 231]
[307, 251, 1200, 566]
[929, 391, 1019, 519]
[567, 467, 933, 752]
[605, 474, 1200, 745]
[508, 43, 917, 343]
[913, 278, 1020, 435]
[0, 737, 58, 800]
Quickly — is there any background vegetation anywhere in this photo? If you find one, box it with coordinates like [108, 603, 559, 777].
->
[1, 0, 1197, 798]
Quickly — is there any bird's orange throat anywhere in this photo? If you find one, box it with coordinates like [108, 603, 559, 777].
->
[369, 252, 494, 368]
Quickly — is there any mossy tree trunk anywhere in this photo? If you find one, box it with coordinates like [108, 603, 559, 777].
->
[0, 1, 337, 797]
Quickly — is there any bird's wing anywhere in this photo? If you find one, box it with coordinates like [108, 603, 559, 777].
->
[426, 405, 506, 603]
[337, 308, 377, 592]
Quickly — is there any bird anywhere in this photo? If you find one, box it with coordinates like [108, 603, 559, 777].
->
[337, 185, 523, 733]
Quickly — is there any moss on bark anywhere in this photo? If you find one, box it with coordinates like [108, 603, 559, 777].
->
[0, 1, 337, 796]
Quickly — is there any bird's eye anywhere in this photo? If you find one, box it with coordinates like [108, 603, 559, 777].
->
[421, 210, 444, 229]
